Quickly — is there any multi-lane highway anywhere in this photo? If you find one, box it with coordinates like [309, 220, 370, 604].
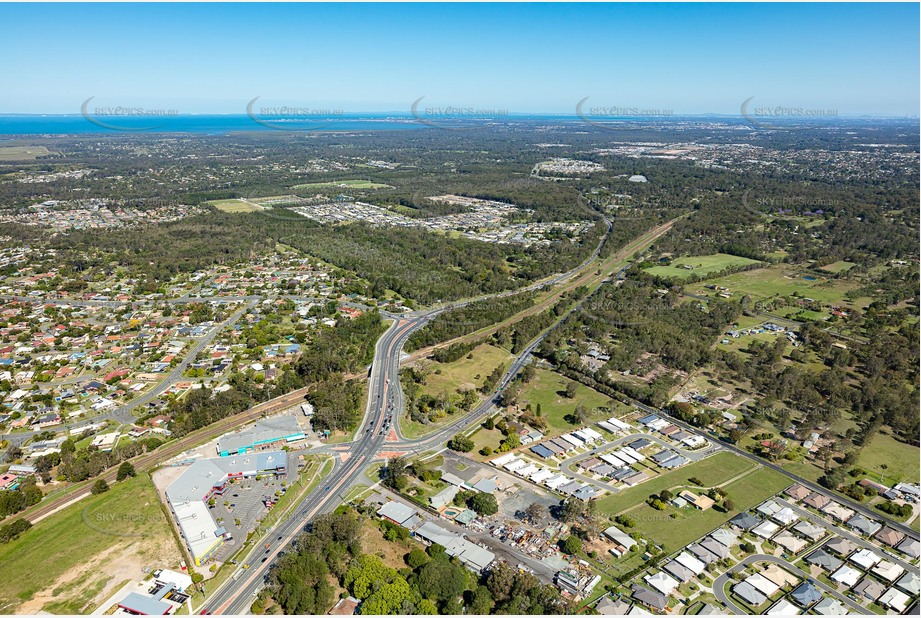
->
[200, 214, 687, 612]
[202, 315, 430, 614]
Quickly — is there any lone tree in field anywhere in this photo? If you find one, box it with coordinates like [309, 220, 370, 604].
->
[564, 382, 578, 399]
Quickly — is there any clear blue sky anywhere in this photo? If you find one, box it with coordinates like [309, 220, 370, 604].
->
[1, 3, 918, 115]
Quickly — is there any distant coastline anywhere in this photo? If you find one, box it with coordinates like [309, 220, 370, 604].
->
[0, 114, 913, 136]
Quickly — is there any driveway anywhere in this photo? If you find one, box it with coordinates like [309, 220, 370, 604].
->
[711, 554, 867, 615]
[774, 496, 917, 572]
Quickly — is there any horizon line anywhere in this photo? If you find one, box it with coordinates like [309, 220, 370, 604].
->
[0, 112, 918, 120]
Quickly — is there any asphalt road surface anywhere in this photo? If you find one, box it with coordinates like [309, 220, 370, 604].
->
[202, 315, 429, 614]
[712, 553, 866, 614]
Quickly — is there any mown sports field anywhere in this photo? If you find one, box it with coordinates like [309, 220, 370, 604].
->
[205, 198, 264, 213]
[0, 146, 56, 161]
[291, 179, 392, 190]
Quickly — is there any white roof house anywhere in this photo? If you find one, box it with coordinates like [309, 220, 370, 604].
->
[745, 573, 780, 597]
[757, 500, 782, 517]
[681, 435, 707, 448]
[674, 552, 706, 575]
[516, 463, 539, 477]
[601, 453, 627, 467]
[830, 565, 861, 587]
[772, 507, 799, 526]
[644, 571, 679, 596]
[491, 453, 517, 467]
[766, 599, 800, 615]
[849, 549, 881, 570]
[752, 520, 780, 538]
[620, 446, 645, 461]
[606, 416, 632, 431]
[530, 468, 554, 483]
[871, 560, 904, 582]
[878, 588, 910, 612]
[597, 420, 622, 435]
[561, 433, 585, 447]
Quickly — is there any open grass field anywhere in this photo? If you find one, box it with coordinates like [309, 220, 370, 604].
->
[609, 466, 790, 550]
[400, 345, 512, 440]
[820, 261, 856, 274]
[291, 179, 392, 190]
[685, 264, 861, 307]
[468, 426, 505, 460]
[0, 475, 183, 614]
[597, 452, 757, 514]
[856, 431, 920, 486]
[717, 329, 794, 356]
[0, 145, 54, 161]
[645, 253, 761, 280]
[421, 344, 512, 398]
[516, 368, 629, 435]
[205, 198, 263, 213]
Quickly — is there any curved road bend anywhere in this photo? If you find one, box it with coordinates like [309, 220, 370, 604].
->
[712, 554, 866, 615]
[203, 316, 429, 614]
[15, 211, 620, 522]
[206, 284, 594, 612]
[203, 247, 619, 612]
